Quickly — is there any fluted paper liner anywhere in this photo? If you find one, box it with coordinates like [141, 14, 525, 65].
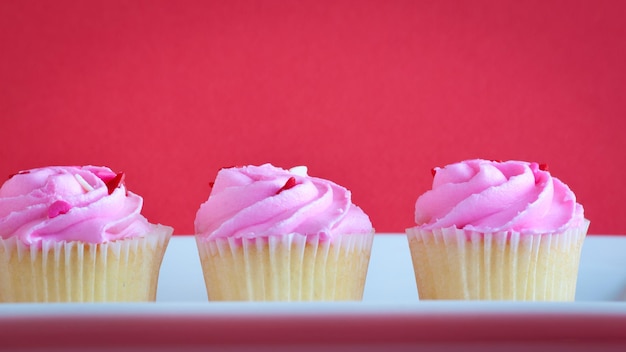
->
[0, 225, 172, 303]
[406, 220, 589, 301]
[196, 232, 374, 301]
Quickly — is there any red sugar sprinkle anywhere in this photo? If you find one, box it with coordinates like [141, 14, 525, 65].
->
[97, 172, 116, 183]
[105, 172, 126, 195]
[539, 163, 549, 171]
[431, 168, 437, 177]
[48, 200, 71, 218]
[209, 181, 215, 188]
[276, 177, 297, 195]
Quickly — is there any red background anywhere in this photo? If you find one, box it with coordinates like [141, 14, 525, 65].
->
[1, 0, 625, 235]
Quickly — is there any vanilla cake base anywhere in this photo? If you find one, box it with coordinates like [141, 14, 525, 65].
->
[196, 233, 374, 301]
[406, 221, 589, 301]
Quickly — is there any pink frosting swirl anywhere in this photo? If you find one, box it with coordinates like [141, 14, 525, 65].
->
[0, 166, 154, 245]
[413, 159, 585, 234]
[194, 164, 373, 240]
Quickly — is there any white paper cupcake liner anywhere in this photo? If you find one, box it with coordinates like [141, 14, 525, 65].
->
[195, 232, 374, 301]
[406, 220, 589, 301]
[0, 225, 172, 302]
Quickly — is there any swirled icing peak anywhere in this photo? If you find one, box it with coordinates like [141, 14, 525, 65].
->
[413, 159, 585, 234]
[194, 164, 373, 240]
[0, 166, 154, 245]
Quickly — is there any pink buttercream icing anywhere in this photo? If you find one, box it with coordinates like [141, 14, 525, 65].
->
[412, 159, 585, 234]
[0, 166, 154, 245]
[194, 164, 373, 241]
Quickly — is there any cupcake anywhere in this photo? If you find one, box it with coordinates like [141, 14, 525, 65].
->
[194, 164, 374, 301]
[0, 166, 172, 302]
[406, 159, 589, 301]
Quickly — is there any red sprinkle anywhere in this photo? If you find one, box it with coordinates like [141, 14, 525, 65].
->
[48, 200, 72, 218]
[96, 172, 117, 183]
[490, 159, 503, 163]
[431, 168, 437, 177]
[105, 172, 126, 195]
[209, 181, 215, 188]
[539, 163, 549, 172]
[276, 177, 297, 194]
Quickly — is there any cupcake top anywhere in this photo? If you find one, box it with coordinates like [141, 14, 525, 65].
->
[194, 164, 373, 241]
[413, 159, 585, 234]
[0, 166, 154, 246]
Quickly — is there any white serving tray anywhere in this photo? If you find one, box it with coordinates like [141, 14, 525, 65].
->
[1, 234, 625, 351]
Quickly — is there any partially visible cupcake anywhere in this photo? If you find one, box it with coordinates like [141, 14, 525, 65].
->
[0, 166, 172, 302]
[194, 164, 374, 301]
[406, 159, 589, 301]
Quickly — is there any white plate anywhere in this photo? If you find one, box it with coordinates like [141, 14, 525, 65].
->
[1, 234, 625, 351]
